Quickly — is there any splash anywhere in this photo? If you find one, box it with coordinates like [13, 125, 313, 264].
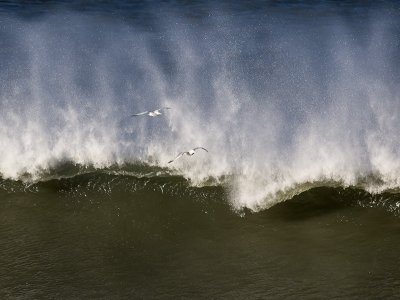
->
[0, 8, 399, 210]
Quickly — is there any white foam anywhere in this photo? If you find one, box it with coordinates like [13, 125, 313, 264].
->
[0, 12, 399, 210]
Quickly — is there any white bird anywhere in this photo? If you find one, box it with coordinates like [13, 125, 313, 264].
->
[130, 107, 171, 117]
[168, 147, 209, 164]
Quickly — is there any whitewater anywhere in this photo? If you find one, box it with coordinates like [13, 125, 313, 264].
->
[0, 9, 400, 211]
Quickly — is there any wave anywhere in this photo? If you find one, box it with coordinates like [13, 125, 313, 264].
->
[0, 7, 400, 210]
[1, 162, 400, 216]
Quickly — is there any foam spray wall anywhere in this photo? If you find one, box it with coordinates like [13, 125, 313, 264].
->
[0, 9, 399, 210]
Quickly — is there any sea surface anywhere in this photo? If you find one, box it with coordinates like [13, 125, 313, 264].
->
[1, 0, 400, 299]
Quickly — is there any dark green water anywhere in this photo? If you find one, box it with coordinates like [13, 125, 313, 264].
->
[1, 175, 400, 299]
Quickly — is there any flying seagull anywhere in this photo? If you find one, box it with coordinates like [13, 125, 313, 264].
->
[168, 147, 209, 164]
[130, 107, 171, 117]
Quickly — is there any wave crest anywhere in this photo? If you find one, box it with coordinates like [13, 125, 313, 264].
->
[1, 10, 400, 210]
[1, 163, 399, 215]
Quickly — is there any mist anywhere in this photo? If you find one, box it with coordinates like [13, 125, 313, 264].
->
[0, 8, 399, 210]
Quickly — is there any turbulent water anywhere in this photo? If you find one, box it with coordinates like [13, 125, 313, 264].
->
[1, 0, 399, 210]
[1, 1, 400, 299]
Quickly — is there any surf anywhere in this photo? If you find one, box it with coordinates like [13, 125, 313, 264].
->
[0, 9, 400, 211]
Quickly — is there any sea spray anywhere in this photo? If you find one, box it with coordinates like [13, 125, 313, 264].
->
[0, 9, 400, 210]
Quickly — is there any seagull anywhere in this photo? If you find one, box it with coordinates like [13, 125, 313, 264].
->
[130, 107, 171, 117]
[168, 147, 209, 164]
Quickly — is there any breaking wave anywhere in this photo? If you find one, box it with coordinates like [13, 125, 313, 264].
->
[1, 6, 400, 210]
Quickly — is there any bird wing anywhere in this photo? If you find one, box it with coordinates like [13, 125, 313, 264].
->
[168, 152, 184, 164]
[130, 111, 149, 116]
[193, 147, 208, 152]
[154, 107, 171, 113]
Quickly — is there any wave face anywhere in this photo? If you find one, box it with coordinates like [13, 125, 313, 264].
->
[1, 3, 400, 210]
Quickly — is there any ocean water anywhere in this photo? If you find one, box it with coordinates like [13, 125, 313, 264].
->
[1, 1, 400, 298]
